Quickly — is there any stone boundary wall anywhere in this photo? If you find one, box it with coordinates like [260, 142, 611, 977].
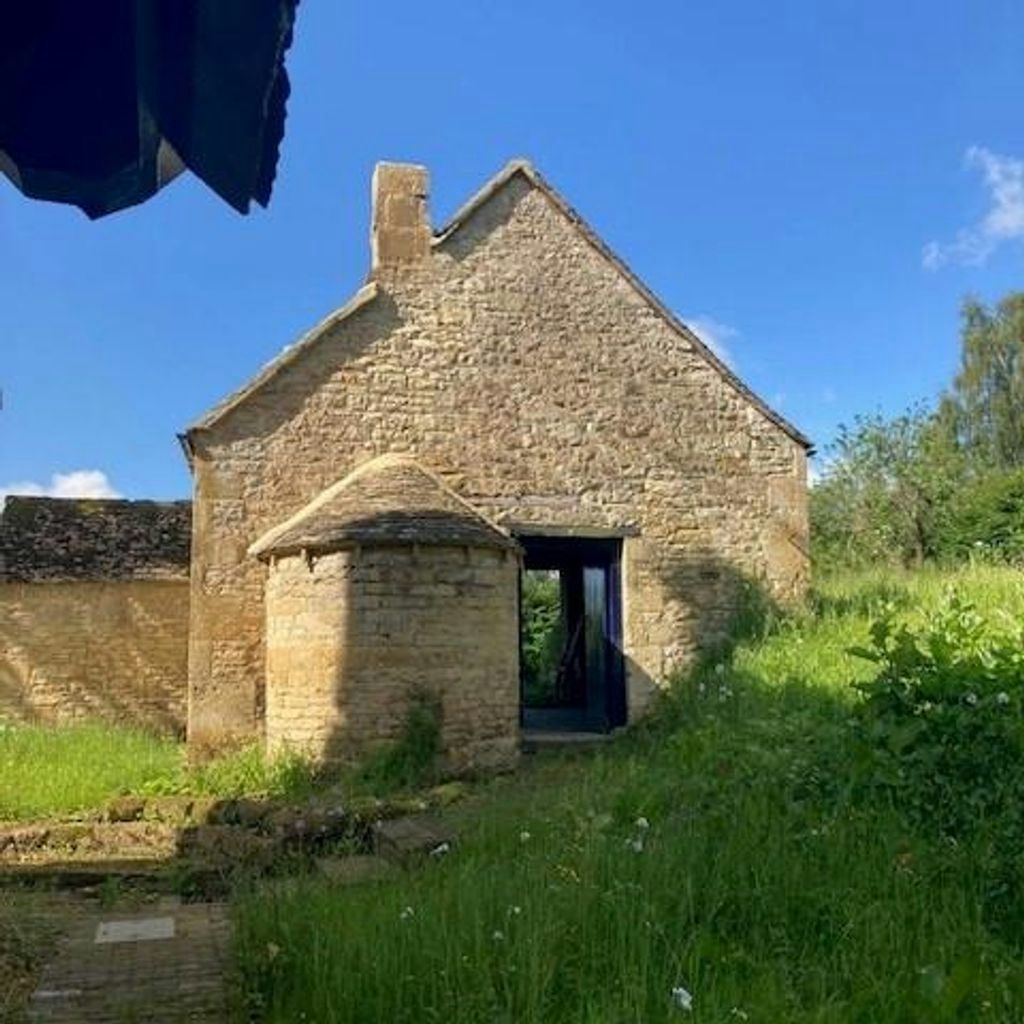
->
[0, 579, 189, 733]
[264, 545, 520, 771]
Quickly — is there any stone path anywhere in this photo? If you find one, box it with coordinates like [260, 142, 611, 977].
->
[28, 900, 231, 1023]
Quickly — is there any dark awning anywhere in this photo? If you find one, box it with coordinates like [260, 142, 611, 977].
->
[0, 0, 300, 218]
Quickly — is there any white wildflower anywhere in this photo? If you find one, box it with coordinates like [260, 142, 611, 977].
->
[399, 906, 414, 920]
[997, 692, 1011, 705]
[966, 693, 978, 706]
[519, 830, 531, 843]
[429, 841, 450, 857]
[508, 905, 522, 916]
[492, 929, 505, 942]
[626, 836, 644, 853]
[671, 985, 693, 1012]
[635, 816, 650, 831]
[730, 1009, 749, 1021]
[715, 663, 726, 676]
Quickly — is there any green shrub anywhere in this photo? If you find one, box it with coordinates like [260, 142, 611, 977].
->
[943, 469, 1024, 564]
[850, 589, 1024, 838]
[519, 570, 564, 705]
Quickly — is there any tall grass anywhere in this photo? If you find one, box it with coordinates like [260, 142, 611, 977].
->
[234, 567, 1024, 1022]
[0, 722, 181, 820]
[0, 723, 315, 821]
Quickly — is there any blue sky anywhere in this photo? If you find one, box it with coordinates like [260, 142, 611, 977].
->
[2, 0, 1023, 500]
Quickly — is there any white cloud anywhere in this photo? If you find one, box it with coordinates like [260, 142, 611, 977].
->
[923, 147, 1024, 269]
[685, 315, 739, 368]
[1, 470, 121, 503]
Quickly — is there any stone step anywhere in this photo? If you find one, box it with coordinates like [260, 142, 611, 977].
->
[521, 729, 614, 753]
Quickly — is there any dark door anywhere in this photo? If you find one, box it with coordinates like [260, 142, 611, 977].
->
[518, 536, 626, 732]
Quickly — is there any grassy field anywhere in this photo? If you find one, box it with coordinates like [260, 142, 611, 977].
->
[0, 723, 314, 821]
[233, 566, 1024, 1023]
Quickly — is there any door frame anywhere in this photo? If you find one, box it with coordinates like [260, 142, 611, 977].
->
[515, 532, 627, 733]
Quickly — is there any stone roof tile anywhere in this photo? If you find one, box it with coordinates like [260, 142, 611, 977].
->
[249, 455, 518, 558]
[0, 497, 192, 582]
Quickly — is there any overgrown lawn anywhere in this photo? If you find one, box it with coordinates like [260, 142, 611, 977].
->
[234, 566, 1024, 1022]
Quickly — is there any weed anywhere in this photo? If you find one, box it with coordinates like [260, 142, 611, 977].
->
[357, 688, 443, 794]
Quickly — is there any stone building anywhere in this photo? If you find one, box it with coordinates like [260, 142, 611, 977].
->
[179, 159, 811, 766]
[0, 159, 810, 769]
[251, 454, 520, 770]
[0, 497, 191, 730]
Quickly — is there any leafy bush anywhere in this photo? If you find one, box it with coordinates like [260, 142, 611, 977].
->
[519, 570, 564, 705]
[850, 589, 1024, 838]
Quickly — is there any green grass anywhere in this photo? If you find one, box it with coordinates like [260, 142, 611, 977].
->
[0, 723, 316, 821]
[0, 722, 181, 820]
[233, 566, 1024, 1023]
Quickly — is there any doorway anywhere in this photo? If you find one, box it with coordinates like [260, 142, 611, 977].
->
[518, 535, 626, 732]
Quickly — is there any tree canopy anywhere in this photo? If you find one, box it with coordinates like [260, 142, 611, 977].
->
[812, 291, 1024, 568]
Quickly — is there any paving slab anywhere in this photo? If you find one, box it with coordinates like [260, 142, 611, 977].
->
[28, 902, 230, 1023]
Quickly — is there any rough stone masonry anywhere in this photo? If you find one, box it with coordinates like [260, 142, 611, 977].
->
[178, 158, 811, 758]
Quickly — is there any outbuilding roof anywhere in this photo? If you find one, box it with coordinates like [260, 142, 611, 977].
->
[0, 496, 192, 582]
[249, 455, 518, 559]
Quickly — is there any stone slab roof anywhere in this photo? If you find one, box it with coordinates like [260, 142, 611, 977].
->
[250, 454, 518, 559]
[0, 497, 192, 582]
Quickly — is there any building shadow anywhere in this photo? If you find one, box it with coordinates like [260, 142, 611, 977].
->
[0, 581, 188, 736]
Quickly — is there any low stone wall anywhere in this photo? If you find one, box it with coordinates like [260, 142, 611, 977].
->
[264, 545, 520, 772]
[0, 579, 189, 733]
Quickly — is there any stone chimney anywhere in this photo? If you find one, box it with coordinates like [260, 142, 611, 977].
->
[370, 162, 430, 272]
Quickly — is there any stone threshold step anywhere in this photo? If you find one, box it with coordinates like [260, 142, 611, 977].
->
[521, 730, 615, 752]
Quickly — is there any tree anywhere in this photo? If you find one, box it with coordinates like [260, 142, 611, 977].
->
[811, 406, 964, 568]
[940, 293, 1024, 470]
